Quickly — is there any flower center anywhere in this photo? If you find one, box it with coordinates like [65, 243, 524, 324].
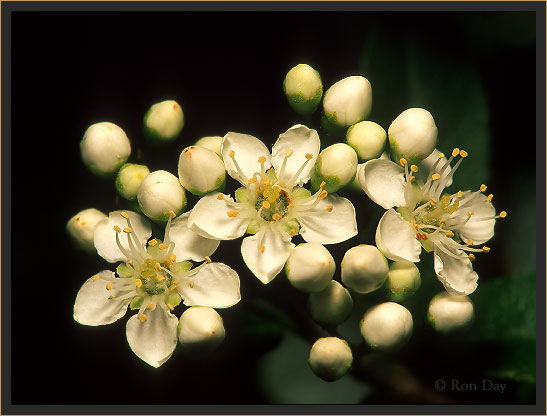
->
[255, 184, 291, 221]
[137, 258, 172, 295]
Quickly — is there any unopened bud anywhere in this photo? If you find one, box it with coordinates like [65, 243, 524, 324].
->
[80, 122, 131, 176]
[341, 244, 388, 294]
[178, 146, 226, 196]
[428, 292, 474, 334]
[308, 337, 353, 382]
[137, 170, 186, 221]
[178, 307, 225, 353]
[360, 302, 413, 350]
[346, 120, 387, 161]
[385, 261, 421, 301]
[194, 136, 223, 157]
[285, 243, 335, 292]
[311, 143, 358, 193]
[308, 280, 353, 327]
[283, 64, 323, 116]
[323, 76, 372, 127]
[66, 208, 107, 252]
[115, 163, 150, 200]
[388, 108, 438, 164]
[143, 100, 184, 142]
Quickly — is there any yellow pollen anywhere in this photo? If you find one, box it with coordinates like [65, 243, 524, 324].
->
[326, 205, 333, 212]
[147, 302, 154, 310]
[169, 210, 176, 218]
[167, 303, 174, 311]
[92, 275, 100, 281]
[431, 173, 441, 181]
[410, 165, 418, 172]
[399, 158, 407, 166]
[457, 191, 463, 197]
[466, 239, 474, 245]
[439, 218, 446, 225]
[269, 221, 275, 224]
[284, 149, 293, 157]
[259, 245, 265, 253]
[123, 227, 132, 233]
[106, 283, 113, 291]
[262, 201, 271, 209]
[288, 203, 295, 208]
[480, 184, 487, 192]
[467, 211, 474, 216]
[169, 283, 177, 291]
[205, 256, 212, 263]
[500, 211, 507, 218]
[248, 177, 257, 184]
[155, 262, 162, 271]
[446, 231, 454, 237]
[430, 198, 438, 204]
[487, 194, 494, 202]
[229, 150, 235, 158]
[227, 210, 239, 218]
[459, 150, 468, 158]
[120, 211, 129, 219]
[169, 254, 176, 262]
[258, 156, 266, 163]
[189, 281, 195, 288]
[468, 253, 476, 261]
[437, 153, 445, 158]
[139, 314, 147, 323]
[305, 153, 313, 160]
[272, 213, 282, 221]
[452, 148, 460, 157]
[113, 225, 121, 233]
[135, 279, 143, 287]
[156, 274, 164, 281]
[482, 246, 491, 253]
[159, 243, 168, 250]
[319, 181, 326, 189]
[319, 190, 328, 199]
[261, 177, 270, 185]
[148, 239, 158, 247]
[410, 176, 416, 182]
[217, 193, 224, 200]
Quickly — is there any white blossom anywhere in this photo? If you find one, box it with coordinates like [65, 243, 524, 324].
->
[285, 243, 335, 292]
[388, 108, 437, 164]
[143, 100, 184, 142]
[138, 170, 186, 221]
[323, 76, 372, 127]
[178, 145, 226, 196]
[80, 122, 131, 176]
[308, 337, 353, 381]
[360, 302, 413, 350]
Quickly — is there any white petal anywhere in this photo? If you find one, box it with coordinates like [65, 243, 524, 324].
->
[126, 307, 178, 368]
[299, 195, 357, 244]
[375, 209, 421, 262]
[94, 210, 151, 263]
[221, 132, 271, 185]
[434, 247, 478, 296]
[271, 125, 320, 186]
[168, 211, 220, 261]
[187, 193, 249, 240]
[456, 192, 496, 245]
[178, 263, 241, 308]
[241, 227, 295, 284]
[73, 271, 130, 326]
[359, 159, 406, 209]
[419, 148, 453, 187]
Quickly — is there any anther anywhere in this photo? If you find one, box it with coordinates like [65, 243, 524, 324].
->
[120, 211, 129, 219]
[480, 184, 487, 192]
[438, 153, 445, 158]
[452, 148, 460, 157]
[500, 211, 507, 218]
[248, 177, 257, 184]
[259, 245, 265, 253]
[159, 243, 168, 250]
[288, 203, 295, 208]
[399, 158, 407, 166]
[169, 254, 176, 262]
[326, 205, 333, 212]
[227, 210, 239, 218]
[258, 156, 266, 163]
[467, 211, 473, 216]
[305, 153, 313, 160]
[410, 165, 418, 172]
[410, 176, 416, 182]
[149, 239, 158, 246]
[106, 284, 113, 291]
[261, 178, 269, 185]
[155, 262, 162, 271]
[430, 198, 438, 204]
[262, 201, 271, 209]
[204, 256, 212, 263]
[272, 213, 282, 221]
[113, 225, 121, 233]
[457, 191, 463, 197]
[156, 274, 164, 281]
[468, 253, 476, 261]
[459, 150, 468, 158]
[439, 218, 446, 225]
[147, 302, 154, 310]
[123, 227, 132, 233]
[467, 239, 474, 245]
[431, 173, 441, 181]
[92, 275, 100, 281]
[445, 231, 454, 237]
[319, 181, 326, 189]
[167, 303, 174, 311]
[217, 193, 224, 200]
[135, 279, 143, 287]
[139, 314, 147, 323]
[482, 246, 491, 253]
[416, 233, 422, 241]
[284, 149, 293, 158]
[319, 190, 328, 199]
[487, 194, 494, 202]
[229, 150, 235, 158]
[189, 281, 195, 288]
[169, 210, 176, 218]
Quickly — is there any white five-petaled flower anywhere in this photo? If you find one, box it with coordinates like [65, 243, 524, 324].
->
[187, 124, 358, 284]
[73, 210, 240, 368]
[359, 148, 507, 296]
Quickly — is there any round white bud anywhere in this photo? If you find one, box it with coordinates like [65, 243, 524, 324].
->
[310, 143, 358, 193]
[143, 100, 184, 142]
[178, 146, 226, 196]
[360, 302, 413, 350]
[66, 208, 107, 252]
[178, 307, 225, 353]
[285, 243, 335, 292]
[115, 163, 150, 200]
[385, 261, 421, 301]
[388, 108, 438, 164]
[283, 63, 323, 116]
[341, 244, 388, 294]
[308, 337, 353, 382]
[428, 293, 474, 334]
[308, 280, 353, 327]
[323, 76, 372, 127]
[346, 120, 387, 161]
[194, 136, 223, 157]
[137, 170, 186, 221]
[80, 122, 131, 176]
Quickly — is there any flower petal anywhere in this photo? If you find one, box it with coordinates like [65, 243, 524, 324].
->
[168, 211, 220, 261]
[434, 246, 478, 296]
[94, 210, 152, 263]
[271, 125, 320, 186]
[456, 192, 496, 245]
[241, 227, 295, 284]
[221, 132, 271, 185]
[187, 193, 249, 240]
[299, 194, 357, 244]
[375, 209, 421, 262]
[177, 263, 241, 308]
[359, 159, 406, 209]
[418, 148, 453, 187]
[73, 271, 130, 326]
[126, 307, 178, 368]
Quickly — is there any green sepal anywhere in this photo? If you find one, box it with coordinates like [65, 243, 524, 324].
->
[129, 296, 144, 310]
[266, 168, 277, 183]
[116, 263, 134, 278]
[171, 260, 193, 274]
[291, 187, 311, 200]
[421, 239, 434, 252]
[282, 218, 300, 236]
[310, 158, 342, 193]
[185, 173, 226, 197]
[285, 87, 323, 116]
[235, 186, 250, 203]
[246, 220, 260, 234]
[166, 292, 182, 308]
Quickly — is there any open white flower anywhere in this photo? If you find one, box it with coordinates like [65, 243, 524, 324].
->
[188, 124, 358, 284]
[359, 148, 506, 296]
[73, 210, 239, 368]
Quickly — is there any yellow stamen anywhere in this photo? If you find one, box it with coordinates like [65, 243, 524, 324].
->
[147, 302, 154, 310]
[500, 211, 507, 218]
[487, 194, 494, 202]
[482, 246, 491, 253]
[284, 149, 293, 157]
[148, 239, 158, 246]
[399, 158, 407, 166]
[167, 303, 174, 311]
[459, 150, 468, 158]
[139, 314, 147, 322]
[452, 148, 460, 157]
[288, 203, 295, 208]
[305, 153, 313, 160]
[258, 156, 266, 163]
[113, 225, 121, 233]
[410, 176, 416, 182]
[319, 190, 328, 199]
[159, 243, 168, 250]
[431, 173, 441, 181]
[169, 283, 177, 291]
[123, 227, 132, 233]
[480, 184, 487, 192]
[92, 275, 100, 281]
[259, 245, 265, 253]
[262, 201, 271, 209]
[217, 193, 224, 200]
[106, 284, 113, 291]
[468, 253, 475, 261]
[248, 177, 257, 184]
[135, 279, 143, 287]
[156, 274, 164, 281]
[261, 177, 270, 185]
[457, 190, 463, 197]
[120, 211, 129, 219]
[319, 181, 326, 189]
[430, 198, 438, 204]
[467, 211, 473, 216]
[445, 231, 454, 238]
[229, 150, 235, 158]
[169, 210, 176, 218]
[437, 153, 445, 158]
[155, 262, 162, 271]
[189, 281, 195, 288]
[272, 213, 282, 221]
[326, 205, 333, 212]
[169, 254, 176, 262]
[204, 256, 212, 263]
[410, 165, 418, 172]
[227, 210, 239, 218]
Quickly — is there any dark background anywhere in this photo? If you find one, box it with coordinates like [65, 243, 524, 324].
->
[4, 2, 543, 411]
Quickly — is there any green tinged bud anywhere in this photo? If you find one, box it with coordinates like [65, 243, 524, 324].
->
[137, 170, 186, 221]
[428, 292, 474, 334]
[341, 244, 388, 294]
[385, 261, 421, 301]
[143, 100, 184, 142]
[346, 120, 387, 161]
[308, 337, 353, 382]
[116, 263, 134, 278]
[194, 136, 223, 157]
[66, 208, 107, 252]
[283, 63, 323, 116]
[311, 143, 358, 193]
[178, 146, 226, 196]
[360, 302, 413, 350]
[285, 243, 335, 292]
[308, 280, 353, 327]
[178, 307, 226, 353]
[323, 76, 372, 127]
[115, 163, 150, 200]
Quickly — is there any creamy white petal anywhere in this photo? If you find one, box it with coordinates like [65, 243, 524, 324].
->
[126, 307, 178, 368]
[359, 159, 406, 209]
[434, 247, 478, 296]
[221, 132, 271, 185]
[177, 262, 241, 308]
[187, 193, 249, 240]
[419, 148, 453, 187]
[168, 211, 220, 261]
[73, 271, 130, 326]
[271, 125, 320, 186]
[299, 195, 357, 244]
[456, 192, 496, 245]
[375, 209, 421, 262]
[241, 227, 295, 284]
[94, 210, 151, 263]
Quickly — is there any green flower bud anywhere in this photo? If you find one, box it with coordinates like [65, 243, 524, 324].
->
[66, 208, 107, 252]
[115, 163, 150, 200]
[178, 306, 225, 353]
[346, 120, 387, 161]
[137, 170, 186, 221]
[308, 280, 353, 327]
[428, 293, 474, 334]
[285, 243, 335, 292]
[323, 76, 372, 127]
[178, 146, 226, 196]
[80, 122, 131, 176]
[388, 108, 438, 164]
[143, 100, 184, 142]
[360, 302, 413, 350]
[283, 63, 323, 116]
[311, 143, 358, 193]
[385, 261, 421, 301]
[308, 337, 353, 382]
[341, 244, 388, 294]
[194, 136, 222, 157]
